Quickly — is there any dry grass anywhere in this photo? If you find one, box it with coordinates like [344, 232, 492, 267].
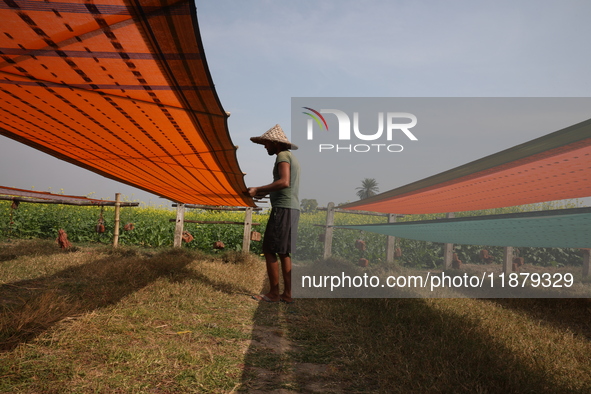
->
[291, 297, 591, 393]
[1, 240, 267, 393]
[2, 239, 591, 393]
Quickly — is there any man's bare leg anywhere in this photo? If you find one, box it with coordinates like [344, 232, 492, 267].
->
[256, 251, 280, 302]
[253, 252, 292, 303]
[278, 253, 292, 303]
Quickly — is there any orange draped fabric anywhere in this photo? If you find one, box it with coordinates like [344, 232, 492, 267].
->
[341, 117, 591, 214]
[0, 0, 254, 206]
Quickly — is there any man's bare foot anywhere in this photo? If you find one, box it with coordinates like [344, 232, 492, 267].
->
[252, 294, 280, 303]
[280, 294, 294, 304]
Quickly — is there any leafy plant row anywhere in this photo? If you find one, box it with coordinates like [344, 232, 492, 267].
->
[0, 200, 585, 267]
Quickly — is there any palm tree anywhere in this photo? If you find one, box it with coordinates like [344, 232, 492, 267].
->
[356, 178, 379, 200]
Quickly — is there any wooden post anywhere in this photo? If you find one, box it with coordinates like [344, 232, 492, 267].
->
[443, 212, 455, 269]
[582, 249, 590, 277]
[386, 213, 397, 263]
[323, 202, 335, 260]
[242, 207, 253, 253]
[112, 193, 121, 248]
[502, 246, 513, 275]
[173, 203, 185, 248]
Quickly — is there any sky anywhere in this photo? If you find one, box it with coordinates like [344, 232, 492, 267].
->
[1, 0, 591, 208]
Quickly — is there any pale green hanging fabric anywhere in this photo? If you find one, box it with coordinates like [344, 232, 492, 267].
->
[337, 208, 591, 248]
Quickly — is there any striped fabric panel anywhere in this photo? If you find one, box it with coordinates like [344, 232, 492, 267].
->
[341, 118, 591, 214]
[0, 0, 252, 206]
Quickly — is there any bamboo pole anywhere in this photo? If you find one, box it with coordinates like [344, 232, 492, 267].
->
[386, 213, 397, 263]
[171, 203, 262, 211]
[0, 195, 138, 207]
[318, 206, 390, 217]
[112, 193, 121, 248]
[173, 203, 185, 248]
[502, 246, 514, 275]
[168, 219, 260, 225]
[443, 212, 455, 269]
[242, 207, 253, 253]
[323, 202, 335, 260]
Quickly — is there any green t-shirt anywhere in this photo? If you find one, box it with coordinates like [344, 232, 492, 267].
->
[270, 150, 300, 210]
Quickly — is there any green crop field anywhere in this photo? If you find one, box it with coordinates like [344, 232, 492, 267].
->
[0, 199, 586, 269]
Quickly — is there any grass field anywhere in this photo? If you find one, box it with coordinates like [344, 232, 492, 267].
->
[2, 239, 591, 393]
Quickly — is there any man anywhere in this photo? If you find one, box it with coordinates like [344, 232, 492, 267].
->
[248, 124, 300, 304]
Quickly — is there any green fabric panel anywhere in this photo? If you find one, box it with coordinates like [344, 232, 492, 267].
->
[338, 208, 591, 248]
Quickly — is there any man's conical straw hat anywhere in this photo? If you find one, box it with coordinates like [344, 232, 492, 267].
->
[250, 124, 298, 150]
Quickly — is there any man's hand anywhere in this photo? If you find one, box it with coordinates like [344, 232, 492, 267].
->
[247, 162, 290, 199]
[247, 187, 267, 199]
